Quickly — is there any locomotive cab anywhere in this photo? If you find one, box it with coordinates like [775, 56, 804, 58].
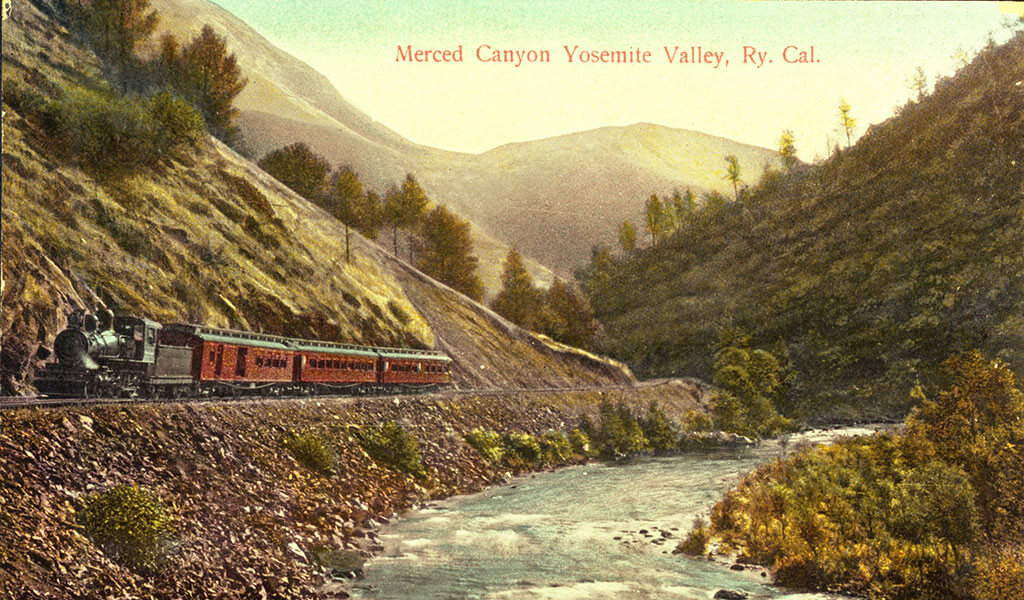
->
[111, 315, 161, 362]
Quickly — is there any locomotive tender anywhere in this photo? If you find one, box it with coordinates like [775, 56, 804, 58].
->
[35, 310, 453, 398]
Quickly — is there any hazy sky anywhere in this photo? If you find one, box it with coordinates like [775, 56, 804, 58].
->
[212, 1, 1017, 160]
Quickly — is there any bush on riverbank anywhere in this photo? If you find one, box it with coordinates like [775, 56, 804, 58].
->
[699, 351, 1024, 599]
[583, 399, 650, 459]
[568, 428, 591, 456]
[78, 484, 177, 574]
[282, 429, 338, 475]
[463, 428, 582, 469]
[539, 431, 572, 463]
[502, 432, 543, 468]
[676, 517, 711, 557]
[464, 428, 504, 463]
[356, 421, 430, 481]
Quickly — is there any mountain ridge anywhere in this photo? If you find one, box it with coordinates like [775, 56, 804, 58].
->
[153, 0, 781, 278]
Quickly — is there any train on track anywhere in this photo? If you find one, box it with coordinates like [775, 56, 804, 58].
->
[34, 310, 452, 398]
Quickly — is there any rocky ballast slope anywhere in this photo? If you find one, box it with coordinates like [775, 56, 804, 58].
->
[0, 383, 707, 600]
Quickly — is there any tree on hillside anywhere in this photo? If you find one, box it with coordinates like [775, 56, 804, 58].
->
[909, 66, 929, 102]
[672, 189, 697, 228]
[69, 0, 159, 92]
[175, 25, 247, 141]
[712, 326, 790, 439]
[491, 249, 542, 329]
[358, 190, 384, 240]
[644, 193, 667, 247]
[155, 33, 180, 85]
[382, 174, 429, 260]
[723, 154, 742, 201]
[382, 184, 404, 255]
[618, 220, 637, 254]
[258, 142, 330, 200]
[778, 130, 798, 171]
[838, 98, 856, 148]
[416, 205, 483, 301]
[575, 244, 618, 317]
[323, 165, 364, 262]
[701, 190, 728, 218]
[544, 278, 599, 350]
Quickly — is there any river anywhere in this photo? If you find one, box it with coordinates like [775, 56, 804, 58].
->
[353, 427, 878, 599]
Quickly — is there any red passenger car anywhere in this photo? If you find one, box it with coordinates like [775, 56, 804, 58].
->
[293, 340, 378, 388]
[378, 348, 452, 387]
[161, 324, 295, 392]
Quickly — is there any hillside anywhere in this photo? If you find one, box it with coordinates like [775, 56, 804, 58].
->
[145, 0, 781, 279]
[145, 0, 555, 294]
[0, 0, 631, 394]
[580, 31, 1024, 419]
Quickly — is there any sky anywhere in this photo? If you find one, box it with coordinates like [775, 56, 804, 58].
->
[212, 1, 1018, 160]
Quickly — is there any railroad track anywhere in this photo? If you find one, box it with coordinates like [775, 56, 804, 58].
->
[0, 384, 637, 411]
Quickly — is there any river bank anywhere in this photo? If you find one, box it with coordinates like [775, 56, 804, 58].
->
[0, 383, 705, 600]
[351, 427, 875, 600]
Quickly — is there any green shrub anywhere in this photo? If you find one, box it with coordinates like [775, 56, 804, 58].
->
[41, 84, 203, 174]
[47, 86, 157, 171]
[78, 484, 177, 574]
[591, 400, 649, 459]
[463, 427, 504, 463]
[502, 432, 542, 468]
[283, 429, 338, 475]
[641, 400, 678, 451]
[539, 431, 571, 464]
[356, 421, 428, 480]
[681, 410, 714, 432]
[568, 428, 591, 457]
[676, 517, 711, 556]
[147, 91, 204, 152]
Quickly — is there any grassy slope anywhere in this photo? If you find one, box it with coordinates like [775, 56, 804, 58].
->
[0, 0, 629, 393]
[586, 32, 1024, 418]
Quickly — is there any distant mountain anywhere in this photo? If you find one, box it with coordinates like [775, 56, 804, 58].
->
[150, 0, 781, 282]
[452, 124, 782, 272]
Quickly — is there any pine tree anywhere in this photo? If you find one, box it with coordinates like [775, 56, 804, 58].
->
[723, 155, 742, 201]
[383, 184, 403, 255]
[491, 249, 542, 328]
[258, 142, 330, 200]
[400, 174, 429, 262]
[382, 174, 429, 259]
[838, 98, 856, 148]
[909, 66, 930, 102]
[176, 24, 247, 141]
[544, 278, 598, 350]
[618, 220, 637, 253]
[69, 0, 159, 92]
[417, 205, 483, 301]
[358, 190, 384, 240]
[324, 166, 364, 262]
[644, 193, 666, 247]
[778, 130, 798, 171]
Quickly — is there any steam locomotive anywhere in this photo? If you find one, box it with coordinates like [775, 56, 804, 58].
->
[34, 310, 453, 398]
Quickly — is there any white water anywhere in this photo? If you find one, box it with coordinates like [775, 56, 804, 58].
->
[354, 427, 878, 599]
